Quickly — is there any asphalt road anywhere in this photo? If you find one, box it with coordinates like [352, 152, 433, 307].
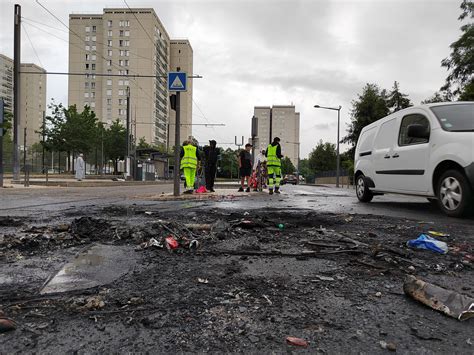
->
[2, 183, 472, 225]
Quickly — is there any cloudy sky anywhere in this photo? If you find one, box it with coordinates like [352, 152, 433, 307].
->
[0, 0, 463, 158]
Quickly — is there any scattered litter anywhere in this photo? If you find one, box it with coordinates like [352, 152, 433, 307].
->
[144, 211, 153, 215]
[243, 212, 249, 216]
[313, 275, 335, 282]
[286, 336, 308, 347]
[196, 186, 208, 194]
[278, 223, 285, 231]
[375, 292, 382, 298]
[197, 278, 209, 284]
[379, 340, 396, 351]
[467, 338, 472, 345]
[263, 295, 273, 305]
[407, 266, 415, 272]
[428, 231, 450, 238]
[165, 236, 179, 250]
[184, 223, 212, 231]
[189, 240, 199, 249]
[407, 234, 448, 254]
[344, 216, 353, 223]
[140, 238, 163, 249]
[83, 296, 106, 310]
[403, 275, 474, 321]
[0, 313, 16, 333]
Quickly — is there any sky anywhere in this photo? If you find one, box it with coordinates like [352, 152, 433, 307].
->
[0, 0, 464, 158]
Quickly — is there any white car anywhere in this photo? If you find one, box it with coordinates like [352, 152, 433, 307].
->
[354, 102, 474, 217]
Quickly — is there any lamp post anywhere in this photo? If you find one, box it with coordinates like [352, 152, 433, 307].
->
[314, 104, 342, 188]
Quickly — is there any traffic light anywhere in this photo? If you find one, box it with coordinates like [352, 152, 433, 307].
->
[170, 94, 177, 111]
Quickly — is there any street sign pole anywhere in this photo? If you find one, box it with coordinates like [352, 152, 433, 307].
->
[173, 92, 181, 196]
[13, 4, 21, 182]
[0, 99, 4, 188]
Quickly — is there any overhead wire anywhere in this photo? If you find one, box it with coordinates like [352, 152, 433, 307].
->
[21, 22, 45, 68]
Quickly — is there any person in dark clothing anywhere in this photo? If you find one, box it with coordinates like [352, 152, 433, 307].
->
[238, 143, 253, 192]
[203, 140, 220, 192]
[265, 137, 283, 194]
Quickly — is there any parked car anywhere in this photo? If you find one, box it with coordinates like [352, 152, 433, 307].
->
[354, 102, 474, 217]
[282, 174, 298, 185]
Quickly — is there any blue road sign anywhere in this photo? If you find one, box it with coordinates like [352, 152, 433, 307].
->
[168, 72, 187, 92]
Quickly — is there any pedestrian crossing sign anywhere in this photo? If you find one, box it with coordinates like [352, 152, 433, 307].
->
[168, 72, 187, 92]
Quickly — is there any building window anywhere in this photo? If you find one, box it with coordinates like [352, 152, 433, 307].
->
[90, 102, 96, 108]
[118, 89, 124, 96]
[119, 20, 130, 27]
[85, 26, 90, 32]
[85, 54, 90, 60]
[107, 107, 112, 113]
[119, 30, 124, 37]
[108, 30, 112, 37]
[91, 54, 96, 60]
[125, 50, 129, 56]
[107, 50, 112, 56]
[119, 98, 124, 105]
[106, 89, 112, 96]
[124, 60, 129, 66]
[92, 25, 97, 32]
[107, 98, 112, 105]
[90, 92, 96, 98]
[85, 63, 90, 70]
[107, 20, 113, 27]
[85, 36, 90, 42]
[124, 40, 129, 47]
[107, 69, 112, 74]
[118, 80, 123, 86]
[85, 45, 90, 51]
[91, 36, 96, 42]
[84, 92, 90, 98]
[91, 63, 96, 70]
[91, 45, 96, 51]
[119, 108, 126, 115]
[84, 82, 89, 88]
[108, 40, 112, 47]
[119, 40, 124, 47]
[91, 82, 96, 89]
[125, 30, 130, 37]
[107, 79, 112, 86]
[124, 80, 129, 86]
[107, 60, 112, 66]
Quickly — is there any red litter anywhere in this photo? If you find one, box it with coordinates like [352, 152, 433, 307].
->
[286, 336, 308, 347]
[165, 236, 179, 250]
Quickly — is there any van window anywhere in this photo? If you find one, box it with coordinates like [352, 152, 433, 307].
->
[430, 103, 474, 131]
[398, 114, 430, 146]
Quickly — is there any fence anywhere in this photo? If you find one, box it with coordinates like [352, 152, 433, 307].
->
[314, 169, 354, 186]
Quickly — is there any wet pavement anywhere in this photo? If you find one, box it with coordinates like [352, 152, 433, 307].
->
[0, 184, 473, 353]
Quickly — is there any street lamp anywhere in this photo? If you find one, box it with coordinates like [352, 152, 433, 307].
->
[314, 104, 342, 188]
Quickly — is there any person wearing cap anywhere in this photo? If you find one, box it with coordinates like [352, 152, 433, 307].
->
[238, 143, 253, 192]
[265, 137, 283, 194]
[180, 140, 201, 194]
[203, 140, 220, 192]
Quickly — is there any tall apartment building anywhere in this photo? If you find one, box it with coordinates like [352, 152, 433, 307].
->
[68, 8, 193, 147]
[0, 54, 46, 147]
[252, 105, 300, 169]
[168, 39, 193, 147]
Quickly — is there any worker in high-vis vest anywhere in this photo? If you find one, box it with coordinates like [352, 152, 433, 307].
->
[265, 137, 283, 195]
[180, 140, 200, 194]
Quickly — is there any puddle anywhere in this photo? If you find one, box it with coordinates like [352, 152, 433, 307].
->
[40, 244, 138, 294]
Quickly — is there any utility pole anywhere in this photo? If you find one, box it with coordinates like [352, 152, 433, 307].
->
[0, 99, 4, 188]
[13, 4, 21, 181]
[173, 92, 181, 196]
[125, 86, 130, 178]
[42, 111, 45, 173]
[251, 115, 258, 166]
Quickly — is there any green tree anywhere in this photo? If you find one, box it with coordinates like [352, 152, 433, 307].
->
[342, 83, 390, 158]
[441, 0, 474, 98]
[422, 91, 453, 103]
[281, 157, 296, 175]
[298, 158, 314, 183]
[459, 81, 474, 100]
[218, 148, 238, 178]
[386, 81, 412, 112]
[308, 140, 337, 173]
[137, 137, 152, 149]
[103, 119, 126, 174]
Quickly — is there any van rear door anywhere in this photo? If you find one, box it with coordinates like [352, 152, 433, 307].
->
[373, 117, 398, 191]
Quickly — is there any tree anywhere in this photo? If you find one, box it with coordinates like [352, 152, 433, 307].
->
[281, 157, 296, 175]
[308, 140, 337, 173]
[422, 91, 453, 104]
[298, 159, 314, 183]
[386, 81, 412, 112]
[103, 119, 126, 174]
[459, 81, 474, 100]
[218, 148, 238, 178]
[137, 137, 152, 149]
[441, 0, 474, 97]
[342, 83, 390, 158]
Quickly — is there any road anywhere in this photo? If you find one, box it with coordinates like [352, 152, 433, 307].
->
[2, 183, 473, 225]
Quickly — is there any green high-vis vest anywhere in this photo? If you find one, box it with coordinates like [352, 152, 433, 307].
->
[181, 145, 198, 169]
[266, 144, 281, 167]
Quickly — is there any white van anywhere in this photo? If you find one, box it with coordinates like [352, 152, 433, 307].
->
[354, 102, 474, 217]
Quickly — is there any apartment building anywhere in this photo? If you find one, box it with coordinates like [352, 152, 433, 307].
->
[68, 8, 193, 147]
[0, 54, 46, 147]
[168, 39, 193, 148]
[252, 105, 300, 169]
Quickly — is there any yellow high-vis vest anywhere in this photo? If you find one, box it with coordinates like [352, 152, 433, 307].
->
[266, 144, 281, 167]
[180, 145, 198, 169]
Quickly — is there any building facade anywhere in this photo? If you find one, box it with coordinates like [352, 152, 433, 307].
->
[168, 39, 193, 148]
[252, 105, 300, 169]
[68, 8, 192, 148]
[0, 54, 46, 148]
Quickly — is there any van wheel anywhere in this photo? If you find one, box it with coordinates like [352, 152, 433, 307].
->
[437, 170, 472, 217]
[356, 175, 373, 202]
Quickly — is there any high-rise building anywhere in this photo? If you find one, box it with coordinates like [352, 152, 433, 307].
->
[0, 54, 14, 113]
[0, 54, 46, 148]
[252, 105, 300, 169]
[168, 39, 193, 148]
[19, 63, 47, 147]
[68, 8, 193, 148]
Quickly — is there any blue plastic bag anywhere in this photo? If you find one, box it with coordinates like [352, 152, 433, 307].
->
[407, 234, 448, 254]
